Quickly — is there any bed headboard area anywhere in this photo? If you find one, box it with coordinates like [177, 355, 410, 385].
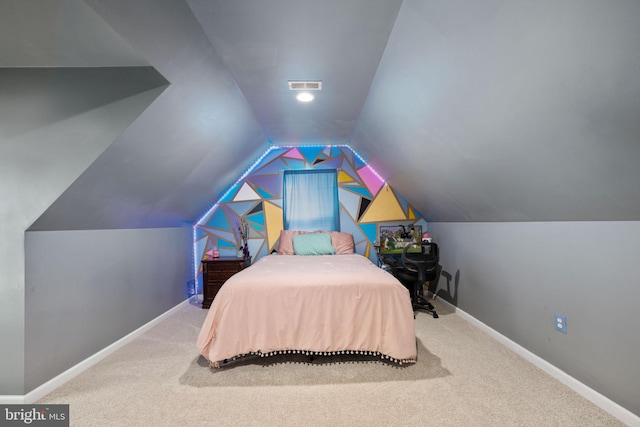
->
[195, 145, 427, 265]
[276, 230, 355, 256]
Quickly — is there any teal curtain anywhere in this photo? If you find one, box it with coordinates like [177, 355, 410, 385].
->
[283, 169, 339, 231]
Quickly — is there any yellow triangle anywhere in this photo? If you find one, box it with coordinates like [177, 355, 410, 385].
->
[338, 170, 355, 183]
[360, 184, 407, 223]
[264, 201, 283, 251]
[408, 206, 416, 220]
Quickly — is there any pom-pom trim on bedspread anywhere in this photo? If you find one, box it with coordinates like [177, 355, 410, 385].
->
[208, 349, 417, 368]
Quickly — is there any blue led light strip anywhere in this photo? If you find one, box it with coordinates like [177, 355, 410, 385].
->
[192, 146, 277, 286]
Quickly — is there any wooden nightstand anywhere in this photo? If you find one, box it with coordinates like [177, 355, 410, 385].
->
[201, 257, 251, 309]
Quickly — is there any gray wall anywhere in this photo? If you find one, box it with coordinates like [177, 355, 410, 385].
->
[0, 77, 163, 395]
[428, 221, 640, 416]
[24, 227, 192, 393]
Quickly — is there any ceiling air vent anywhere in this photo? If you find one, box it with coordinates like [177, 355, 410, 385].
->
[288, 80, 323, 91]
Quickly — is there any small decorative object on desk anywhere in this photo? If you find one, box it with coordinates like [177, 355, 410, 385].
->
[212, 245, 220, 258]
[237, 218, 250, 259]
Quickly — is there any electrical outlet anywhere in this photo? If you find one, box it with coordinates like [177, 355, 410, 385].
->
[554, 313, 567, 334]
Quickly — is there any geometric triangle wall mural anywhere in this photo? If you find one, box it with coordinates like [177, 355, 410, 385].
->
[194, 145, 427, 276]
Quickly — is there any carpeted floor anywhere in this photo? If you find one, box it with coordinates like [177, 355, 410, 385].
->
[38, 298, 626, 426]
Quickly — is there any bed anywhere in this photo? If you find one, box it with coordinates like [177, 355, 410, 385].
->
[196, 231, 417, 368]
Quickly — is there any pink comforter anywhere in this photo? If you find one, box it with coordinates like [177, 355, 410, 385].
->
[196, 254, 417, 366]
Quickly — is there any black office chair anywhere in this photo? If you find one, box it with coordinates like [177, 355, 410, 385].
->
[395, 241, 440, 319]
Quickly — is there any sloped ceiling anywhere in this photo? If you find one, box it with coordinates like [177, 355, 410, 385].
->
[353, 0, 640, 221]
[12, 0, 640, 229]
[27, 0, 268, 230]
[187, 0, 403, 145]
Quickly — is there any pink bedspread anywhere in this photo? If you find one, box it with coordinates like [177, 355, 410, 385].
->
[196, 254, 417, 366]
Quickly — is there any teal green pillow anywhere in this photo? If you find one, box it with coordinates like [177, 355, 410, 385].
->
[292, 232, 336, 256]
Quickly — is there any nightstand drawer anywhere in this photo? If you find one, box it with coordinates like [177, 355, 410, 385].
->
[207, 271, 238, 282]
[205, 283, 223, 298]
[207, 262, 246, 273]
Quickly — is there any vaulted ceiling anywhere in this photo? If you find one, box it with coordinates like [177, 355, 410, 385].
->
[4, 0, 640, 230]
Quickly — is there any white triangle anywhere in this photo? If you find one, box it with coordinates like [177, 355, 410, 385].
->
[234, 182, 261, 201]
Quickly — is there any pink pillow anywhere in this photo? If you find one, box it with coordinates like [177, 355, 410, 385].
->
[328, 231, 355, 254]
[277, 230, 309, 255]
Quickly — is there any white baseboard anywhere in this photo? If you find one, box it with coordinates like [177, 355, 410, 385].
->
[437, 298, 639, 427]
[0, 395, 25, 404]
[0, 298, 191, 405]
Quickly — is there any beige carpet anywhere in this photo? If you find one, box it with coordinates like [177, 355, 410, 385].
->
[38, 299, 626, 426]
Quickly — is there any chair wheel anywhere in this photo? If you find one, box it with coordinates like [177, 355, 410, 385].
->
[433, 312, 439, 319]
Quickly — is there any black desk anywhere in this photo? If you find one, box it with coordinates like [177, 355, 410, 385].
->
[377, 248, 440, 318]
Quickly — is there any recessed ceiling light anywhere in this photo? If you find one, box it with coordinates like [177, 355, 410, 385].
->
[296, 92, 314, 102]
[289, 80, 321, 103]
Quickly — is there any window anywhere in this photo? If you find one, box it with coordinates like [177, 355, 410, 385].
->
[283, 169, 339, 231]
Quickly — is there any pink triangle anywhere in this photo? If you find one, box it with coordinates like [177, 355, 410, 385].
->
[357, 165, 385, 196]
[283, 148, 304, 160]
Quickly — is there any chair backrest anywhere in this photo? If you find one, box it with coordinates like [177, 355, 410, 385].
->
[400, 242, 439, 283]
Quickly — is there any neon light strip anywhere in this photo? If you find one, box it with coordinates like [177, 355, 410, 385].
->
[351, 148, 386, 185]
[192, 146, 277, 287]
